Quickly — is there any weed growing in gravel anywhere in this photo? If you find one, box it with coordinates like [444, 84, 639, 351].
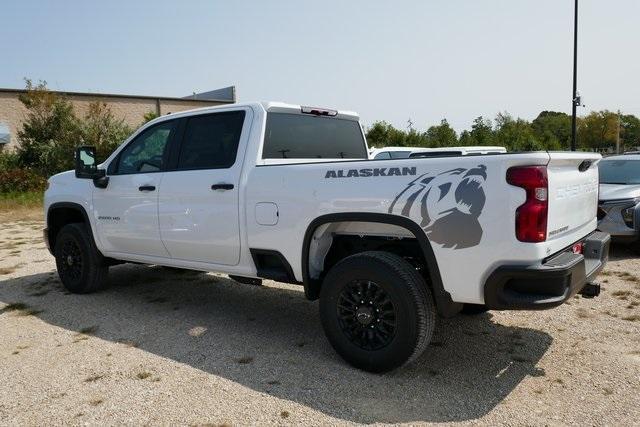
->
[280, 411, 290, 419]
[3, 302, 28, 311]
[236, 356, 254, 364]
[612, 290, 632, 300]
[89, 398, 104, 406]
[3, 302, 42, 316]
[84, 374, 104, 383]
[603, 388, 614, 396]
[136, 371, 152, 380]
[576, 308, 593, 319]
[78, 326, 98, 335]
[0, 266, 18, 275]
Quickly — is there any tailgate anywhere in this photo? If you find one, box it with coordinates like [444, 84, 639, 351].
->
[546, 152, 601, 244]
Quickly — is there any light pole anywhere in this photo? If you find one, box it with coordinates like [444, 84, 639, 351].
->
[571, 0, 579, 151]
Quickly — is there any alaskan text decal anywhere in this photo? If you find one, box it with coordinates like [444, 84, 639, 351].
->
[325, 167, 416, 179]
[388, 165, 488, 249]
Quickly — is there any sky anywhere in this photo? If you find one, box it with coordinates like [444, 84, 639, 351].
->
[1, 0, 638, 132]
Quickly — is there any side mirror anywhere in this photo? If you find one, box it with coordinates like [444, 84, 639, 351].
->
[75, 146, 99, 179]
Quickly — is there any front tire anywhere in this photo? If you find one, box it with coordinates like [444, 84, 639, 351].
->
[319, 251, 435, 373]
[54, 223, 109, 293]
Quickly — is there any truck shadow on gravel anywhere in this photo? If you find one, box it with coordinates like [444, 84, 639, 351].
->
[0, 265, 552, 424]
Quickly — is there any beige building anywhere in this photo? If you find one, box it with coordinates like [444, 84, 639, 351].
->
[0, 86, 235, 150]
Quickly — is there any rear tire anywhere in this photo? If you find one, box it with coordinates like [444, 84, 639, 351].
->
[54, 223, 109, 293]
[319, 251, 435, 373]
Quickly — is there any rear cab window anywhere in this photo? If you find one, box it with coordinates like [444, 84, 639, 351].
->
[262, 113, 367, 160]
[176, 111, 246, 170]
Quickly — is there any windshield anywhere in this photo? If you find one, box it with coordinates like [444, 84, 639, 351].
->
[263, 113, 367, 159]
[599, 159, 640, 185]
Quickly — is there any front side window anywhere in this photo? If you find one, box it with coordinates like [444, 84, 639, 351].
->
[262, 113, 367, 159]
[177, 111, 246, 170]
[115, 121, 175, 174]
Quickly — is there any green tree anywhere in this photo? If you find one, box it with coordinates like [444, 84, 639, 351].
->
[531, 111, 571, 150]
[493, 112, 546, 151]
[366, 121, 409, 148]
[142, 110, 160, 124]
[578, 110, 619, 151]
[468, 116, 495, 145]
[80, 102, 133, 161]
[620, 113, 640, 150]
[16, 79, 82, 177]
[424, 119, 458, 147]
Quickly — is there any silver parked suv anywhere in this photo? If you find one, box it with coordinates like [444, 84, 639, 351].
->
[598, 154, 640, 248]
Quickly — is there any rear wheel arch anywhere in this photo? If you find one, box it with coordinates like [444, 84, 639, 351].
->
[301, 213, 460, 316]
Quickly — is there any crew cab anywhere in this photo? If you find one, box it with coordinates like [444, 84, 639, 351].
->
[44, 102, 609, 372]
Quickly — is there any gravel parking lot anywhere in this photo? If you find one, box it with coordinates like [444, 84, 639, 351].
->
[1, 218, 639, 426]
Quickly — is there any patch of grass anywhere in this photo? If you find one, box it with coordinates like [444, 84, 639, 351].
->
[136, 371, 152, 380]
[78, 326, 98, 335]
[84, 374, 104, 383]
[0, 266, 19, 275]
[612, 290, 632, 300]
[280, 410, 290, 419]
[0, 191, 43, 212]
[235, 356, 254, 365]
[576, 308, 593, 319]
[89, 398, 104, 406]
[3, 302, 42, 316]
[3, 302, 28, 311]
[615, 272, 640, 283]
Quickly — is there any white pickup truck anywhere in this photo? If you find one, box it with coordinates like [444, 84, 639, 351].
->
[44, 102, 609, 372]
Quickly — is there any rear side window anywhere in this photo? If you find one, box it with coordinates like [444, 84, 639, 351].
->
[177, 111, 246, 170]
[262, 113, 367, 159]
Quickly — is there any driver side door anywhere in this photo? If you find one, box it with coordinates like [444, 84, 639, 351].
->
[93, 119, 177, 258]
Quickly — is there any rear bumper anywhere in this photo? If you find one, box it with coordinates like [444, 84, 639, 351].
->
[484, 231, 610, 310]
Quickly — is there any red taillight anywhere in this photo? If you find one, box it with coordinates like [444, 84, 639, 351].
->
[507, 166, 548, 243]
[572, 242, 583, 254]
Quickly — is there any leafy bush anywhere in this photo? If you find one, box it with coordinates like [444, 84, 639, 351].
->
[0, 151, 20, 169]
[80, 101, 133, 162]
[0, 168, 47, 193]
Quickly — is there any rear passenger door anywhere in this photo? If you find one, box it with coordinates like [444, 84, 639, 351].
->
[157, 108, 251, 265]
